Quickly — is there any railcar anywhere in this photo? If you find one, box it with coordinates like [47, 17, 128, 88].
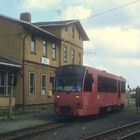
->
[54, 64, 126, 116]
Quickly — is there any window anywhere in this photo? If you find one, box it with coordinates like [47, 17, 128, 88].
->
[0, 72, 16, 96]
[121, 81, 125, 93]
[78, 53, 81, 65]
[65, 25, 68, 31]
[71, 50, 75, 63]
[41, 75, 46, 95]
[72, 27, 75, 38]
[31, 35, 36, 53]
[52, 43, 56, 59]
[98, 76, 117, 93]
[63, 46, 67, 63]
[50, 77, 55, 92]
[118, 80, 121, 97]
[42, 41, 47, 57]
[29, 72, 35, 96]
[0, 72, 6, 96]
[84, 72, 93, 92]
[55, 66, 85, 92]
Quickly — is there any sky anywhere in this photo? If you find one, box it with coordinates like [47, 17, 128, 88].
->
[0, 0, 140, 89]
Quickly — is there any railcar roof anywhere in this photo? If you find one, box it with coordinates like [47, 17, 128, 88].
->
[85, 65, 125, 81]
[57, 64, 126, 81]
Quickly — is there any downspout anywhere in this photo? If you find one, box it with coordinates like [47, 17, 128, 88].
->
[22, 33, 28, 108]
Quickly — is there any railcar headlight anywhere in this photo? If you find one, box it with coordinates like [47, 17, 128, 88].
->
[76, 95, 80, 99]
[56, 95, 60, 98]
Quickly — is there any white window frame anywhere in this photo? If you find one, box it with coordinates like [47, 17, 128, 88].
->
[0, 71, 15, 96]
[71, 50, 75, 63]
[0, 72, 6, 96]
[52, 43, 56, 59]
[63, 46, 67, 63]
[41, 74, 46, 95]
[31, 35, 36, 53]
[42, 40, 47, 57]
[29, 72, 35, 96]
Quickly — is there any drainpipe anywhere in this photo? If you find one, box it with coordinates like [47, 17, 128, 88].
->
[22, 33, 28, 109]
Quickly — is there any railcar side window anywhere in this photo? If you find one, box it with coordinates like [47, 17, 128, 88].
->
[121, 81, 125, 93]
[118, 81, 121, 97]
[98, 76, 117, 93]
[84, 72, 93, 92]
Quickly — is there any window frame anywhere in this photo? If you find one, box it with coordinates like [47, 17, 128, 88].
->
[78, 53, 81, 65]
[72, 27, 75, 38]
[97, 76, 117, 93]
[71, 50, 75, 64]
[84, 72, 93, 92]
[65, 25, 68, 32]
[0, 72, 6, 96]
[41, 74, 46, 96]
[30, 35, 36, 53]
[42, 40, 48, 57]
[121, 81, 126, 93]
[0, 71, 16, 96]
[52, 43, 56, 60]
[29, 72, 35, 96]
[63, 46, 67, 63]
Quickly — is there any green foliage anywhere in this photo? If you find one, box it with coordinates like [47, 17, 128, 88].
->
[0, 106, 54, 122]
[0, 109, 31, 121]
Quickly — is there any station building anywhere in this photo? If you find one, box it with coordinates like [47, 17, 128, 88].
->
[0, 13, 89, 109]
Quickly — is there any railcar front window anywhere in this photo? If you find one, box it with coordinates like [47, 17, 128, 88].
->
[56, 77, 82, 92]
[55, 66, 84, 92]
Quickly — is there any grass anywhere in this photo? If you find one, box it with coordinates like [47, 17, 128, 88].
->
[0, 109, 33, 121]
[0, 106, 54, 121]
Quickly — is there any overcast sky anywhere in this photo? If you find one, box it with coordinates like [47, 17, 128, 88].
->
[0, 0, 140, 88]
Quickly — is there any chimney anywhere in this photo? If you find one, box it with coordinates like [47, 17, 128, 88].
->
[20, 12, 31, 23]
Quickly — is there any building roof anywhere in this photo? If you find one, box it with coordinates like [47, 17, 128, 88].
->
[34, 20, 77, 26]
[0, 13, 60, 41]
[0, 13, 89, 41]
[34, 20, 89, 41]
[0, 57, 21, 68]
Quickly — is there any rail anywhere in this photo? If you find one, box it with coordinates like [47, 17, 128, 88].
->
[81, 121, 140, 140]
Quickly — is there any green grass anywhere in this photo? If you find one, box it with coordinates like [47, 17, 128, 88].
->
[0, 106, 54, 121]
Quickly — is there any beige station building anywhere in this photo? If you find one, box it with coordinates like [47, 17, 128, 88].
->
[0, 12, 89, 109]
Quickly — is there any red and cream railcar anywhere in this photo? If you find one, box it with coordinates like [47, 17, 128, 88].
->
[54, 64, 126, 116]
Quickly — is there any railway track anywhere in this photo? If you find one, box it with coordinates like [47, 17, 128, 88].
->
[81, 121, 140, 140]
[119, 130, 140, 140]
[0, 122, 72, 140]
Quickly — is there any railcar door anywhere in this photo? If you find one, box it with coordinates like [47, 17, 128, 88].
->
[83, 72, 93, 92]
[82, 70, 97, 115]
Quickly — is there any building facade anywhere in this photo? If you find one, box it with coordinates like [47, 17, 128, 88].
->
[0, 13, 89, 109]
[34, 20, 89, 66]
